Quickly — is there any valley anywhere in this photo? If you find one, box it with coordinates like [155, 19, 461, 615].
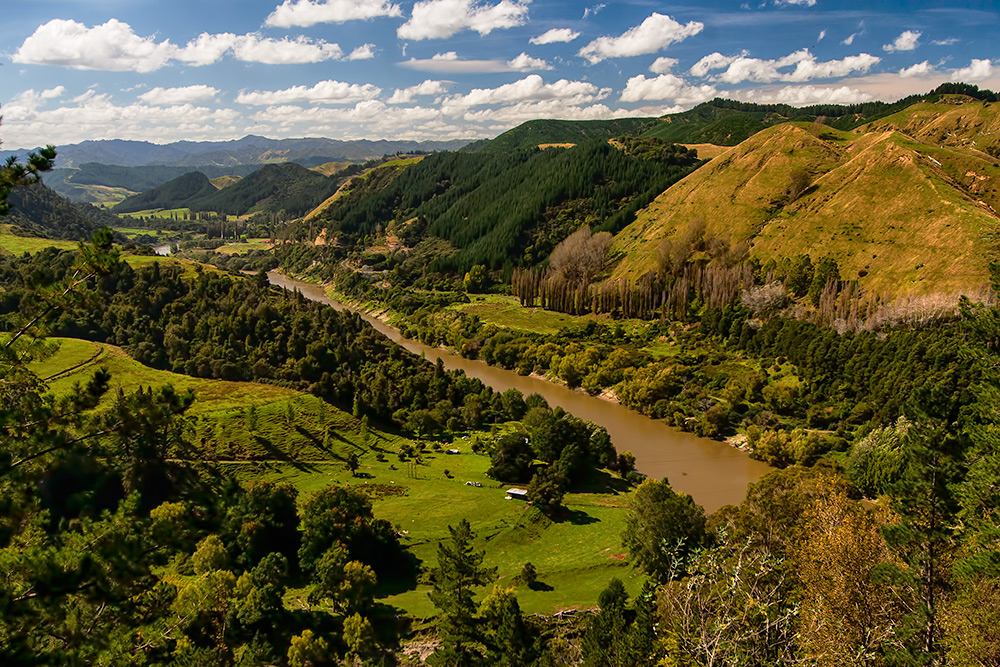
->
[3, 83, 1000, 666]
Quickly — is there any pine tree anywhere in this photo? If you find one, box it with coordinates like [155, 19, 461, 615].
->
[428, 519, 496, 666]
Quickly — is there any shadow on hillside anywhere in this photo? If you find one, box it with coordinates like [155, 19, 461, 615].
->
[252, 435, 320, 472]
[573, 469, 632, 495]
[559, 508, 599, 526]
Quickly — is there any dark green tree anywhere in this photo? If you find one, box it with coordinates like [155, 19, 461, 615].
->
[622, 478, 706, 581]
[428, 519, 496, 666]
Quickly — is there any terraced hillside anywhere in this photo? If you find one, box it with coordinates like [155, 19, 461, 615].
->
[611, 110, 1000, 297]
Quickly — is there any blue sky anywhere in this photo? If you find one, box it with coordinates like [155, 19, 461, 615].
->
[2, 0, 998, 149]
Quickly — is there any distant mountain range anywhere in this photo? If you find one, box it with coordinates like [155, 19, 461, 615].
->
[2, 135, 476, 169]
[7, 135, 475, 204]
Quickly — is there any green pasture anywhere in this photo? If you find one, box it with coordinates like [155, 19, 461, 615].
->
[215, 238, 273, 254]
[0, 229, 77, 254]
[31, 336, 640, 615]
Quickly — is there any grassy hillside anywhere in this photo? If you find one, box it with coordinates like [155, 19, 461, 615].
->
[191, 162, 339, 217]
[32, 335, 640, 615]
[115, 171, 219, 213]
[859, 97, 1000, 158]
[4, 183, 122, 240]
[611, 119, 1000, 296]
[640, 96, 925, 147]
[480, 118, 658, 153]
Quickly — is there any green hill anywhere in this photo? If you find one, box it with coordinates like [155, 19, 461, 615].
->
[640, 96, 924, 147]
[114, 171, 219, 213]
[611, 117, 1000, 297]
[5, 183, 121, 241]
[479, 118, 658, 153]
[190, 162, 339, 217]
[315, 140, 702, 271]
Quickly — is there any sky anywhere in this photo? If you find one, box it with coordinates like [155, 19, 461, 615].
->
[2, 0, 999, 149]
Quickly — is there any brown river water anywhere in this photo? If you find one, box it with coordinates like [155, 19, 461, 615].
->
[267, 271, 770, 513]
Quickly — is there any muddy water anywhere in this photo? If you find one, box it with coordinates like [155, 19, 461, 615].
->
[267, 271, 770, 512]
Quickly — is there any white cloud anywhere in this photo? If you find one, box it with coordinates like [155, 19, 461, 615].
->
[235, 80, 382, 105]
[650, 57, 678, 74]
[139, 85, 220, 105]
[508, 52, 551, 71]
[13, 19, 177, 72]
[530, 28, 580, 45]
[397, 0, 530, 40]
[954, 59, 994, 82]
[348, 43, 376, 60]
[689, 52, 745, 77]
[883, 30, 920, 53]
[899, 61, 932, 78]
[388, 79, 449, 104]
[41, 86, 66, 100]
[231, 35, 344, 64]
[2, 90, 241, 148]
[775, 0, 816, 6]
[691, 49, 880, 84]
[399, 52, 514, 73]
[620, 74, 717, 105]
[818, 30, 826, 41]
[843, 33, 856, 45]
[932, 38, 959, 46]
[737, 84, 874, 106]
[578, 13, 703, 64]
[175, 33, 240, 66]
[444, 75, 609, 109]
[265, 0, 402, 28]
[12, 19, 348, 70]
[582, 4, 605, 19]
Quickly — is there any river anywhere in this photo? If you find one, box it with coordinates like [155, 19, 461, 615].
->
[267, 271, 770, 512]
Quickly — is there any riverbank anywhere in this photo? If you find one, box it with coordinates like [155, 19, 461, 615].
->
[266, 270, 771, 513]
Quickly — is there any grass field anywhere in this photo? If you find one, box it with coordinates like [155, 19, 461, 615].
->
[451, 295, 595, 335]
[215, 238, 272, 254]
[32, 336, 641, 616]
[0, 228, 77, 254]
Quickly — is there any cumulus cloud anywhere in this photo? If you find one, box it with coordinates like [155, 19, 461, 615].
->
[175, 33, 241, 66]
[41, 86, 66, 100]
[508, 52, 551, 71]
[444, 75, 609, 108]
[348, 43, 376, 60]
[620, 74, 717, 105]
[235, 80, 382, 105]
[265, 0, 402, 27]
[399, 52, 514, 73]
[578, 13, 703, 64]
[954, 59, 994, 82]
[691, 49, 880, 84]
[1, 90, 241, 148]
[139, 85, 220, 105]
[883, 30, 920, 53]
[388, 79, 449, 104]
[899, 61, 933, 78]
[649, 57, 678, 74]
[530, 28, 580, 45]
[737, 84, 874, 106]
[397, 0, 529, 40]
[233, 35, 345, 64]
[13, 19, 350, 70]
[13, 19, 178, 72]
